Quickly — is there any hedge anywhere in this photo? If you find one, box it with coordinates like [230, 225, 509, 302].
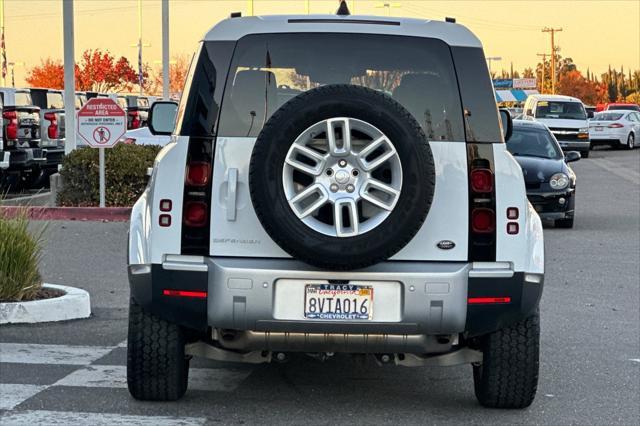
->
[58, 144, 162, 207]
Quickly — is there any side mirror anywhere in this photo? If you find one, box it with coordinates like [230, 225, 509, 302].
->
[148, 101, 178, 135]
[565, 151, 581, 163]
[499, 109, 513, 142]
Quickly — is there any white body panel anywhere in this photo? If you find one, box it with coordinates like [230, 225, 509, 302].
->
[204, 15, 482, 48]
[493, 144, 544, 274]
[129, 136, 188, 265]
[209, 138, 469, 261]
[121, 127, 172, 146]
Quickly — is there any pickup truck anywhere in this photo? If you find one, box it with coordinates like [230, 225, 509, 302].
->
[29, 88, 66, 175]
[0, 88, 44, 188]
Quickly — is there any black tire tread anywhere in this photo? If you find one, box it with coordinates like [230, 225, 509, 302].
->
[473, 312, 540, 409]
[127, 299, 189, 401]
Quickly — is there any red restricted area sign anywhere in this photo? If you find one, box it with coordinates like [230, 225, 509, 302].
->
[77, 98, 126, 148]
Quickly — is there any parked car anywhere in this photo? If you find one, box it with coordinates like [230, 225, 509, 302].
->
[596, 102, 640, 112]
[507, 120, 579, 228]
[589, 110, 640, 149]
[522, 94, 591, 157]
[119, 101, 177, 146]
[29, 88, 66, 177]
[126, 11, 545, 409]
[117, 95, 149, 129]
[0, 87, 43, 187]
[0, 96, 6, 170]
[584, 105, 596, 118]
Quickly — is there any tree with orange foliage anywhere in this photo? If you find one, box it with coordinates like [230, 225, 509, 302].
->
[557, 70, 607, 105]
[25, 58, 65, 89]
[148, 54, 191, 96]
[25, 49, 143, 93]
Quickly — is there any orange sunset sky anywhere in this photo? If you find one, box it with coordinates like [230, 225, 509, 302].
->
[2, 0, 639, 87]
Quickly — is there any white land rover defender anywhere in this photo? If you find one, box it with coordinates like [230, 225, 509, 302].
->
[127, 8, 544, 409]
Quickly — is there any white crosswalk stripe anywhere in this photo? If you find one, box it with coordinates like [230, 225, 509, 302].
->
[54, 364, 251, 392]
[0, 384, 48, 410]
[0, 343, 114, 365]
[0, 410, 207, 425]
[1, 341, 253, 424]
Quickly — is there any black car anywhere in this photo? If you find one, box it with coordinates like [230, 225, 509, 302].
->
[507, 120, 580, 228]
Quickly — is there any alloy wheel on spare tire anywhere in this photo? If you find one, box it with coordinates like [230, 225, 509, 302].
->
[249, 84, 436, 270]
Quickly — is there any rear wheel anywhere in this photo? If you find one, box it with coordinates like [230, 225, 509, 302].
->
[127, 299, 189, 401]
[581, 149, 590, 158]
[473, 311, 540, 409]
[627, 133, 635, 150]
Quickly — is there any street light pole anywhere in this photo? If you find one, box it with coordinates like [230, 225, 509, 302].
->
[486, 56, 502, 75]
[162, 0, 169, 99]
[63, 0, 76, 154]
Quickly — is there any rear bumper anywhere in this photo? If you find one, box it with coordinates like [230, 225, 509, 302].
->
[129, 257, 544, 344]
[42, 148, 65, 168]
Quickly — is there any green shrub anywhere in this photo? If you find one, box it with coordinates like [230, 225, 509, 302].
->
[0, 208, 44, 302]
[58, 144, 162, 207]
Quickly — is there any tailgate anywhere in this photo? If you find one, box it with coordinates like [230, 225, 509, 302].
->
[16, 107, 41, 142]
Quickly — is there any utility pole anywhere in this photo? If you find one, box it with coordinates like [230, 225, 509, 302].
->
[542, 27, 562, 94]
[375, 2, 400, 16]
[63, 0, 76, 154]
[537, 53, 548, 94]
[161, 0, 169, 99]
[130, 0, 150, 96]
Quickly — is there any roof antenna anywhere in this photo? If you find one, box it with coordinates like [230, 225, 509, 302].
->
[336, 0, 351, 16]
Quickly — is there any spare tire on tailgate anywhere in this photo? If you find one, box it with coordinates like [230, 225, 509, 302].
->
[249, 84, 435, 270]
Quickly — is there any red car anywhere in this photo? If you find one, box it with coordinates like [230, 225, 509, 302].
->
[596, 102, 640, 112]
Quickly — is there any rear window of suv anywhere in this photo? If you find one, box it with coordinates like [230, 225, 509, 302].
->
[15, 91, 33, 107]
[216, 33, 466, 142]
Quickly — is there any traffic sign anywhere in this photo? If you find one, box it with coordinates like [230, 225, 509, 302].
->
[77, 98, 126, 148]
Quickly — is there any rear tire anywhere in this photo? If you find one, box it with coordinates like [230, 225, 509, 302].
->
[473, 311, 540, 409]
[127, 299, 189, 401]
[627, 133, 635, 150]
[555, 217, 574, 228]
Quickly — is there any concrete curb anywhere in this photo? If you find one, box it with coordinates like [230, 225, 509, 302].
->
[0, 206, 131, 222]
[0, 192, 51, 207]
[0, 284, 91, 324]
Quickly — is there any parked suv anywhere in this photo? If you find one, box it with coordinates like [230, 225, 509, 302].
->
[0, 88, 43, 187]
[127, 12, 544, 409]
[522, 94, 591, 157]
[117, 95, 149, 129]
[29, 88, 66, 176]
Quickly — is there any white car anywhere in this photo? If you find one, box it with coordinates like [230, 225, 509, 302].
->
[120, 126, 171, 146]
[589, 110, 640, 149]
[127, 10, 544, 409]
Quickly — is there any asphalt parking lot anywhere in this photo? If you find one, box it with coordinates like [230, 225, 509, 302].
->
[1, 147, 638, 425]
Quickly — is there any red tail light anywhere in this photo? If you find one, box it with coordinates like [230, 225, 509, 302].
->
[472, 208, 495, 233]
[608, 123, 623, 128]
[162, 289, 207, 298]
[44, 112, 59, 139]
[470, 169, 493, 193]
[186, 162, 211, 186]
[3, 110, 18, 140]
[128, 111, 141, 129]
[184, 201, 208, 227]
[468, 297, 511, 304]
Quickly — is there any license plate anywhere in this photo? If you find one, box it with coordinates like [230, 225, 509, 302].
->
[19, 128, 31, 138]
[304, 284, 373, 320]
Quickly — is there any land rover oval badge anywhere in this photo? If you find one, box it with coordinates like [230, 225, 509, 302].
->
[437, 240, 456, 250]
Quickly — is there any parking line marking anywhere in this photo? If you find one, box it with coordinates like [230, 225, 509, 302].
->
[53, 365, 251, 392]
[0, 343, 115, 365]
[0, 384, 48, 410]
[0, 410, 207, 425]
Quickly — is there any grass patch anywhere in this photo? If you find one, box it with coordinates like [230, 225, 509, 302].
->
[0, 207, 45, 302]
